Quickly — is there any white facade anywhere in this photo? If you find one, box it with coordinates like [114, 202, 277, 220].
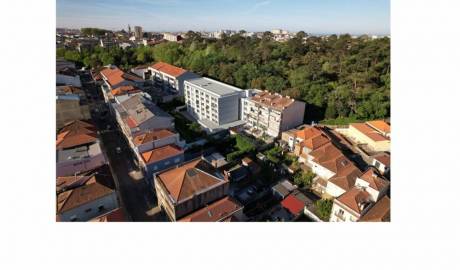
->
[330, 202, 360, 222]
[184, 77, 244, 131]
[241, 94, 305, 138]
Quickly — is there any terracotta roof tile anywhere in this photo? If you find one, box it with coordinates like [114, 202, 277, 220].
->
[111, 85, 141, 96]
[133, 129, 175, 146]
[141, 144, 183, 164]
[179, 196, 242, 222]
[157, 159, 225, 202]
[350, 123, 389, 142]
[57, 181, 114, 213]
[90, 208, 126, 222]
[336, 187, 372, 215]
[151, 62, 187, 77]
[100, 67, 125, 87]
[359, 196, 391, 222]
[374, 153, 391, 167]
[56, 120, 98, 149]
[366, 120, 391, 134]
[359, 167, 390, 191]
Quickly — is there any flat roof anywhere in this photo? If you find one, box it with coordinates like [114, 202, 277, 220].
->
[185, 77, 242, 96]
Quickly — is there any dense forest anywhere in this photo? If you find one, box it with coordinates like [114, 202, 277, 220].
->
[57, 31, 390, 123]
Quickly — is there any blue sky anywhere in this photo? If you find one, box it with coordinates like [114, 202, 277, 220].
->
[57, 0, 390, 35]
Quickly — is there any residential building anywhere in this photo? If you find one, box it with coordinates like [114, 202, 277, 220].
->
[140, 144, 184, 179]
[280, 190, 312, 220]
[90, 208, 127, 222]
[56, 58, 75, 70]
[329, 168, 390, 222]
[203, 152, 228, 168]
[132, 129, 183, 154]
[134, 26, 143, 40]
[154, 158, 230, 221]
[99, 65, 144, 102]
[303, 142, 362, 198]
[329, 187, 374, 222]
[56, 66, 81, 87]
[112, 94, 174, 140]
[179, 196, 243, 222]
[281, 126, 331, 159]
[148, 62, 199, 95]
[359, 196, 391, 222]
[131, 64, 151, 80]
[99, 38, 115, 49]
[56, 165, 118, 222]
[336, 120, 391, 152]
[56, 120, 107, 177]
[372, 152, 391, 175]
[56, 86, 91, 128]
[163, 33, 182, 42]
[184, 77, 246, 132]
[242, 90, 305, 138]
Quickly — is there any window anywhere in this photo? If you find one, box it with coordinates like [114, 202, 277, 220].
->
[338, 209, 345, 216]
[98, 205, 105, 212]
[174, 158, 180, 163]
[374, 161, 382, 168]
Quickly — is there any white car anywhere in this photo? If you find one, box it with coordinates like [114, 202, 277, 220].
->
[116, 147, 122, 154]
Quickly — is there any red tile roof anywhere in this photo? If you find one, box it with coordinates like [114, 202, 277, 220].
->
[90, 208, 126, 222]
[57, 182, 114, 213]
[111, 85, 141, 96]
[100, 67, 125, 87]
[350, 123, 389, 142]
[374, 153, 391, 167]
[157, 159, 225, 202]
[281, 194, 305, 215]
[141, 144, 183, 165]
[251, 91, 295, 110]
[296, 126, 331, 150]
[359, 196, 391, 222]
[133, 129, 175, 146]
[336, 187, 372, 215]
[366, 120, 391, 134]
[56, 120, 98, 149]
[358, 167, 390, 191]
[179, 196, 242, 222]
[150, 62, 187, 77]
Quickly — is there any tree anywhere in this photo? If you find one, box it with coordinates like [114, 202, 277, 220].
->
[293, 170, 315, 189]
[315, 199, 333, 221]
[265, 146, 282, 163]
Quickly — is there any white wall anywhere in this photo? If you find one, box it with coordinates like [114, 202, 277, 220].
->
[325, 181, 347, 198]
[56, 151, 107, 177]
[329, 202, 359, 222]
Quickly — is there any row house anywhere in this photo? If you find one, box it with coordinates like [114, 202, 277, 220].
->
[329, 167, 390, 222]
[56, 120, 107, 177]
[140, 144, 184, 181]
[148, 62, 199, 95]
[99, 65, 144, 103]
[56, 66, 81, 87]
[242, 90, 305, 138]
[281, 126, 330, 159]
[336, 120, 391, 152]
[184, 77, 245, 132]
[56, 165, 119, 222]
[179, 196, 243, 222]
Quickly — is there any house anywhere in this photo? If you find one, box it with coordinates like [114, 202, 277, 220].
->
[304, 142, 362, 198]
[110, 85, 142, 97]
[56, 86, 91, 128]
[148, 62, 199, 95]
[154, 158, 229, 221]
[329, 187, 374, 222]
[242, 90, 305, 138]
[131, 64, 152, 80]
[178, 196, 243, 222]
[56, 58, 75, 70]
[329, 168, 390, 222]
[203, 152, 228, 168]
[112, 94, 174, 140]
[56, 66, 81, 87]
[359, 196, 391, 222]
[56, 121, 107, 177]
[99, 66, 144, 102]
[272, 179, 297, 200]
[337, 120, 391, 152]
[140, 144, 184, 179]
[56, 165, 118, 222]
[132, 129, 183, 154]
[90, 208, 127, 222]
[163, 33, 182, 42]
[184, 77, 246, 132]
[57, 164, 112, 194]
[372, 152, 391, 175]
[281, 126, 331, 161]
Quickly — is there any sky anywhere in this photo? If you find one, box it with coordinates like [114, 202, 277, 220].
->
[56, 0, 390, 35]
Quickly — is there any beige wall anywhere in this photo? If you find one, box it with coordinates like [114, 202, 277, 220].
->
[346, 126, 391, 152]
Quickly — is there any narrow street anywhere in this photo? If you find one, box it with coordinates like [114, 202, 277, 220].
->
[80, 72, 164, 221]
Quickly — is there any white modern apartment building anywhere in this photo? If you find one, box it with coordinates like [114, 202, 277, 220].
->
[184, 77, 245, 132]
[241, 90, 306, 138]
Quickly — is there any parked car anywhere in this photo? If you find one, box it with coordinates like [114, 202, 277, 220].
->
[116, 147, 122, 154]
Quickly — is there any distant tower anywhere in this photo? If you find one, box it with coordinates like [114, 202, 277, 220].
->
[128, 24, 131, 35]
[134, 26, 143, 40]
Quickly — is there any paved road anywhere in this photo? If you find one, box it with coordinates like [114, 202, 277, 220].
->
[80, 72, 163, 221]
